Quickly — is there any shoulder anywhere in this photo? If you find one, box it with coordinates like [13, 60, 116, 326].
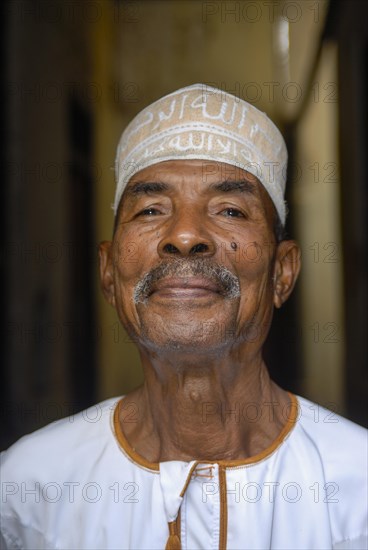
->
[0, 396, 148, 549]
[293, 395, 367, 546]
[1, 397, 122, 481]
[295, 394, 367, 456]
[294, 394, 367, 473]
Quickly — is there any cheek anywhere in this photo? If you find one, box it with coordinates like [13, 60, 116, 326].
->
[112, 227, 156, 281]
[110, 233, 146, 321]
[113, 227, 144, 278]
[234, 239, 275, 318]
[232, 238, 274, 281]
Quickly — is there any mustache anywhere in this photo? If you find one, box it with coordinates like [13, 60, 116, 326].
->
[133, 258, 241, 304]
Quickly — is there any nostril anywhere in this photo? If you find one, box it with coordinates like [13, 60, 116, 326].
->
[163, 243, 180, 254]
[190, 243, 209, 254]
[160, 241, 213, 256]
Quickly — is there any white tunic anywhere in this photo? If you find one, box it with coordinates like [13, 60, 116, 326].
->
[1, 394, 367, 550]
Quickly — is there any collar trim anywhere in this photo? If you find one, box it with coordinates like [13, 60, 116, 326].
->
[112, 392, 299, 472]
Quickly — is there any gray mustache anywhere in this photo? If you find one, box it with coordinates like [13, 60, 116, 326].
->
[133, 258, 241, 304]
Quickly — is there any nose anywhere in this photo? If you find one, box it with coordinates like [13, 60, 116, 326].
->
[157, 211, 217, 258]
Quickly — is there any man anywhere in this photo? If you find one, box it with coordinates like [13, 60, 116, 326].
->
[1, 84, 367, 550]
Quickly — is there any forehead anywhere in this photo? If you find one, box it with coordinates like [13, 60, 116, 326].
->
[126, 160, 260, 189]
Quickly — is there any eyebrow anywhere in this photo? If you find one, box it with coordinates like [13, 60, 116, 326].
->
[125, 181, 170, 197]
[126, 179, 257, 197]
[211, 179, 257, 194]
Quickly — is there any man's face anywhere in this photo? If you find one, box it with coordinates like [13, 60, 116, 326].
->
[101, 160, 292, 355]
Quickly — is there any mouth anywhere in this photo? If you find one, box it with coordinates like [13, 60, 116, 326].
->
[133, 259, 241, 305]
[149, 277, 222, 299]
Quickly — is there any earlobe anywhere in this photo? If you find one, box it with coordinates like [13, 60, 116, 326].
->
[98, 241, 116, 307]
[273, 240, 301, 309]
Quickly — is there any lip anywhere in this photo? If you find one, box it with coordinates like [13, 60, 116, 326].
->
[150, 277, 221, 298]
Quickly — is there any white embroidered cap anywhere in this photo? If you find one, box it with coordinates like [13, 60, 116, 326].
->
[114, 83, 288, 224]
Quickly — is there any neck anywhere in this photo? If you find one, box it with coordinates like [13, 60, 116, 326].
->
[120, 349, 291, 463]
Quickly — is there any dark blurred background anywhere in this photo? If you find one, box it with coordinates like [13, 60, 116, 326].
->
[1, 0, 367, 449]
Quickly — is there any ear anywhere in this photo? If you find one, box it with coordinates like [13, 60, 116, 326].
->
[273, 240, 301, 308]
[99, 241, 116, 308]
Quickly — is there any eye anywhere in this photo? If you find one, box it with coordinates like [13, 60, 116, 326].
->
[221, 207, 245, 218]
[136, 207, 160, 217]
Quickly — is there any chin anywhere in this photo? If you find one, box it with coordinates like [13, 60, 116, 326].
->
[139, 325, 235, 356]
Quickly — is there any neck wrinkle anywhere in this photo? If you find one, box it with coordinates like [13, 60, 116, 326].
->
[123, 358, 290, 463]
